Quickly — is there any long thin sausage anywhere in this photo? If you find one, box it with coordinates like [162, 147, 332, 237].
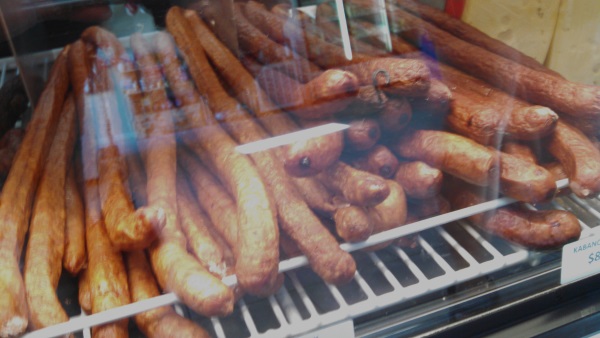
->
[85, 179, 130, 338]
[67, 40, 95, 182]
[386, 6, 600, 119]
[290, 176, 337, 215]
[366, 32, 559, 141]
[126, 250, 212, 338]
[24, 94, 77, 330]
[69, 37, 159, 254]
[154, 28, 280, 295]
[172, 8, 356, 285]
[69, 40, 130, 337]
[130, 32, 235, 315]
[315, 3, 391, 57]
[184, 8, 343, 175]
[387, 0, 562, 76]
[82, 27, 166, 250]
[244, 58, 346, 177]
[81, 26, 140, 158]
[430, 60, 558, 142]
[63, 166, 86, 275]
[78, 269, 92, 314]
[233, 3, 320, 83]
[176, 172, 228, 278]
[92, 60, 164, 251]
[177, 148, 240, 257]
[177, 153, 247, 298]
[244, 1, 372, 67]
[0, 45, 69, 337]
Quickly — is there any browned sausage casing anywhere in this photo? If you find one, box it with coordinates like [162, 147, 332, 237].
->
[487, 206, 581, 250]
[388, 0, 561, 76]
[63, 167, 87, 276]
[345, 118, 381, 151]
[334, 205, 373, 242]
[446, 88, 558, 145]
[130, 32, 235, 315]
[70, 40, 128, 336]
[394, 160, 443, 199]
[392, 129, 500, 186]
[387, 6, 600, 119]
[126, 250, 212, 338]
[244, 1, 373, 68]
[342, 57, 431, 97]
[154, 28, 279, 295]
[233, 3, 321, 83]
[315, 2, 391, 57]
[501, 142, 537, 163]
[24, 94, 77, 331]
[408, 79, 452, 116]
[341, 85, 388, 117]
[378, 97, 413, 133]
[78, 269, 92, 314]
[548, 120, 600, 198]
[176, 8, 357, 286]
[351, 144, 400, 179]
[365, 180, 408, 250]
[177, 149, 239, 255]
[176, 173, 227, 277]
[498, 151, 557, 203]
[291, 176, 337, 215]
[91, 48, 165, 251]
[166, 10, 281, 294]
[254, 66, 359, 120]
[185, 8, 342, 176]
[407, 195, 451, 219]
[287, 118, 345, 177]
[321, 161, 390, 207]
[85, 176, 131, 338]
[0, 45, 70, 337]
[445, 180, 581, 250]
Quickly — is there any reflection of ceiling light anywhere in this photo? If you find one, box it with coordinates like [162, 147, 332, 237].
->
[235, 122, 349, 154]
[335, 0, 353, 61]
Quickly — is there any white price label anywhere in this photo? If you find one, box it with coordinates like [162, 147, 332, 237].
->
[561, 236, 600, 284]
[297, 319, 354, 338]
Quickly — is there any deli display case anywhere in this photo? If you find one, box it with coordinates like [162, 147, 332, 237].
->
[0, 0, 599, 337]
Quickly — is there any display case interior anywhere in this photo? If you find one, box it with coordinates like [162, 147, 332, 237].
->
[0, 1, 598, 337]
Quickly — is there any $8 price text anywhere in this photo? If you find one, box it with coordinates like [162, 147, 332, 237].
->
[588, 251, 600, 264]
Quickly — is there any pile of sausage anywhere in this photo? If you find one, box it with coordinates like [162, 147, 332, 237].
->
[0, 0, 598, 336]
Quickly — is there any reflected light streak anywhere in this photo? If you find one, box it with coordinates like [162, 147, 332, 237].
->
[235, 122, 349, 154]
